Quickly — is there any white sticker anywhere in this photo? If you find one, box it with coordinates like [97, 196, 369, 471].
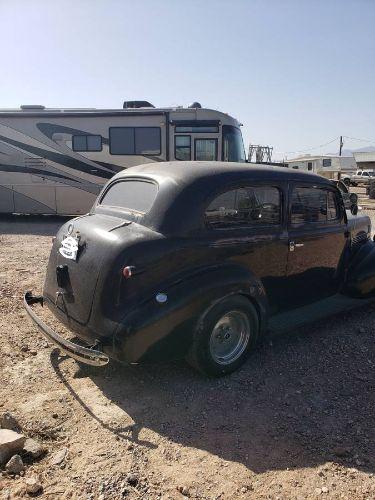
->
[59, 235, 79, 261]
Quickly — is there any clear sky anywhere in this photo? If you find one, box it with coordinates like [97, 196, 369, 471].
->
[1, 0, 374, 160]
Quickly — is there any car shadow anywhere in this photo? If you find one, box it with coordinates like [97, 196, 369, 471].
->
[0, 214, 70, 236]
[50, 306, 375, 474]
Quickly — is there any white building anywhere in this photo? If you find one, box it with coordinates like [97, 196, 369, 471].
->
[353, 151, 375, 171]
[284, 155, 356, 180]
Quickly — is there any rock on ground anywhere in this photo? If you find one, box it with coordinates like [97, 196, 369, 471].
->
[0, 412, 21, 432]
[50, 447, 68, 466]
[23, 437, 46, 459]
[5, 454, 24, 475]
[25, 477, 43, 495]
[0, 429, 25, 465]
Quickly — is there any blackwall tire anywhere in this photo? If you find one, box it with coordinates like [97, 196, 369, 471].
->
[186, 295, 259, 377]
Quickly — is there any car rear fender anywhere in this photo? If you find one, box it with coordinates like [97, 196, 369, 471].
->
[113, 263, 269, 363]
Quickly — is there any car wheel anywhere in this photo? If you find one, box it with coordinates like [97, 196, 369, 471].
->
[187, 295, 259, 376]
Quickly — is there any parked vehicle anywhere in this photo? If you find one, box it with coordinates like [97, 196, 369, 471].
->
[0, 101, 245, 215]
[343, 169, 375, 186]
[24, 161, 375, 376]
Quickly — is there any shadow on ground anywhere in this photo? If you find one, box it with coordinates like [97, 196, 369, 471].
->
[50, 305, 375, 475]
[0, 215, 69, 236]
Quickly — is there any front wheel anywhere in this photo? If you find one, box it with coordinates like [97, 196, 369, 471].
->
[186, 295, 259, 376]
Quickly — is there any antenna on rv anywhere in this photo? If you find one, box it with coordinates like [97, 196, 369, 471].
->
[188, 102, 202, 108]
[123, 101, 155, 109]
[20, 105, 46, 110]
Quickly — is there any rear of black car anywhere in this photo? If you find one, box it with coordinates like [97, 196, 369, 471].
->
[27, 175, 174, 363]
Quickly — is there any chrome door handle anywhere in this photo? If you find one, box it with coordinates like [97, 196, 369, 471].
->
[289, 241, 304, 252]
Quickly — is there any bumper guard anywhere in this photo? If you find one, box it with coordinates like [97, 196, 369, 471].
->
[24, 291, 109, 367]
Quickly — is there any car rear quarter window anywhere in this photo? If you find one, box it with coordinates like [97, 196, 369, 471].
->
[205, 186, 281, 228]
[291, 187, 340, 225]
[100, 180, 158, 213]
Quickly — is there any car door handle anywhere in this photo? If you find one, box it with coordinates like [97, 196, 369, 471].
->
[289, 241, 304, 252]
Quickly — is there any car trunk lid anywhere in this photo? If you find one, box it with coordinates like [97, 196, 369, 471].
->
[43, 214, 129, 325]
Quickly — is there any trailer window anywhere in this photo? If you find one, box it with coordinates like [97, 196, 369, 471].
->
[175, 136, 191, 160]
[72, 135, 102, 152]
[222, 125, 246, 162]
[100, 180, 158, 213]
[109, 127, 161, 155]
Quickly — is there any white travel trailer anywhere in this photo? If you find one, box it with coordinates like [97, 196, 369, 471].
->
[0, 101, 245, 215]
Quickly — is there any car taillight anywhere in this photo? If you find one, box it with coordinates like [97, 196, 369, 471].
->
[122, 266, 135, 279]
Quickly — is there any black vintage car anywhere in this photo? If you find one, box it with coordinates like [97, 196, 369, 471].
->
[25, 162, 375, 376]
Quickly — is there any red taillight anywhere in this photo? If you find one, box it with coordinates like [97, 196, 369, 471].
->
[122, 266, 135, 279]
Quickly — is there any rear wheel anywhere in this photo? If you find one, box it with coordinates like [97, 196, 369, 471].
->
[187, 295, 259, 376]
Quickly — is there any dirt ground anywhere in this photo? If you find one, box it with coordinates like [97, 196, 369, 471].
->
[0, 214, 374, 500]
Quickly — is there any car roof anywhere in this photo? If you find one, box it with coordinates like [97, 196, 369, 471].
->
[115, 161, 332, 186]
[98, 161, 334, 235]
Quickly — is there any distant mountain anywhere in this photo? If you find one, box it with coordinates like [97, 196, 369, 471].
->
[328, 146, 375, 156]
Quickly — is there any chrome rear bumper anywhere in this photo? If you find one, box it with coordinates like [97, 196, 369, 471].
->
[24, 291, 109, 367]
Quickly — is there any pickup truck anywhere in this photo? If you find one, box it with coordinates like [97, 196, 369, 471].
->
[343, 170, 375, 186]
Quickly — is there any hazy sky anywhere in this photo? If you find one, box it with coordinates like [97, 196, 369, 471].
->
[1, 0, 374, 160]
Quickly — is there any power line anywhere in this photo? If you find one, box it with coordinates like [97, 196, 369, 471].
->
[343, 135, 375, 145]
[274, 136, 339, 155]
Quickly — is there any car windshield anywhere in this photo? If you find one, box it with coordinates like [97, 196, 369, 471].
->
[100, 180, 158, 213]
[222, 125, 246, 162]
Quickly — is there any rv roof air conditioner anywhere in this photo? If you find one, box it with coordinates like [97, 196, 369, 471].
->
[20, 105, 46, 110]
[188, 102, 202, 109]
[123, 101, 155, 109]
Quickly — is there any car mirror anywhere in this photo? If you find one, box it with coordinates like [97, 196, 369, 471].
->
[349, 193, 358, 205]
[351, 204, 358, 215]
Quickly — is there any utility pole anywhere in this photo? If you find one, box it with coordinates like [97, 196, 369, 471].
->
[339, 136, 344, 156]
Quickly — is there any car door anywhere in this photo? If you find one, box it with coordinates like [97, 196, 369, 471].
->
[203, 183, 289, 313]
[285, 183, 348, 308]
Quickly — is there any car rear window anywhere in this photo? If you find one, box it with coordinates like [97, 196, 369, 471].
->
[100, 180, 158, 213]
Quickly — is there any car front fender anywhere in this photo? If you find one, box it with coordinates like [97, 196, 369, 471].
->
[344, 240, 375, 297]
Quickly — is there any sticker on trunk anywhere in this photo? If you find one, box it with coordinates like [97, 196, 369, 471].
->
[59, 235, 79, 260]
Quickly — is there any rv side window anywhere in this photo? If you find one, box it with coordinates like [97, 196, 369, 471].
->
[72, 135, 102, 152]
[195, 138, 217, 161]
[109, 127, 161, 155]
[175, 136, 191, 160]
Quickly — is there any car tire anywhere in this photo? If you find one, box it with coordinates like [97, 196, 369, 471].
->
[186, 295, 259, 377]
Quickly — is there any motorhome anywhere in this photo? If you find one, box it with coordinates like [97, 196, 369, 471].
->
[0, 101, 245, 215]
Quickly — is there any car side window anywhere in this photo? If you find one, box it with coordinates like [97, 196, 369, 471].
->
[291, 187, 340, 225]
[205, 186, 281, 228]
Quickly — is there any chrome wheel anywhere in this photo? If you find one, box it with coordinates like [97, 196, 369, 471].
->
[209, 310, 250, 365]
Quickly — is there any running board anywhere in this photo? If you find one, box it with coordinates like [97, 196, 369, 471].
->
[268, 294, 375, 336]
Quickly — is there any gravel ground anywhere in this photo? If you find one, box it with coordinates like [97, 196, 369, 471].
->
[0, 214, 374, 500]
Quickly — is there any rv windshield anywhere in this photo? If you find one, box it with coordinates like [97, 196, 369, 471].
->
[222, 125, 246, 162]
